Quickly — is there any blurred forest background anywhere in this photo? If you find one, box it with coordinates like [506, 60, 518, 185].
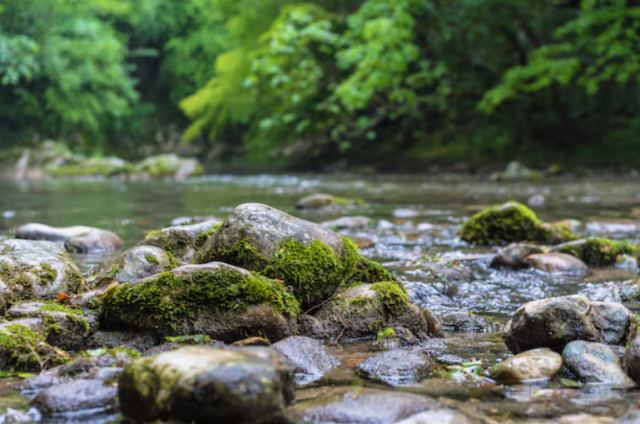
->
[0, 0, 639, 171]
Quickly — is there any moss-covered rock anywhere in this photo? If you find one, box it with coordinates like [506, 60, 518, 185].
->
[308, 282, 432, 344]
[6, 301, 92, 351]
[553, 237, 639, 267]
[0, 318, 68, 371]
[459, 201, 577, 245]
[141, 219, 221, 262]
[118, 346, 294, 423]
[133, 154, 203, 180]
[295, 193, 363, 210]
[99, 245, 175, 284]
[45, 156, 130, 177]
[197, 203, 383, 308]
[99, 262, 300, 341]
[0, 239, 84, 307]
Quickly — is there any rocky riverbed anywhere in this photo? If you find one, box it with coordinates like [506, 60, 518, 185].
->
[0, 174, 640, 423]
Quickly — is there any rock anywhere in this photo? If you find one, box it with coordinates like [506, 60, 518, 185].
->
[439, 312, 489, 333]
[0, 239, 84, 305]
[615, 255, 639, 272]
[393, 208, 420, 219]
[554, 238, 639, 267]
[196, 203, 385, 308]
[490, 161, 541, 181]
[6, 301, 92, 351]
[459, 201, 576, 246]
[0, 408, 41, 423]
[118, 346, 294, 423]
[286, 387, 463, 423]
[0, 318, 68, 371]
[616, 408, 640, 423]
[103, 245, 174, 283]
[134, 154, 203, 180]
[562, 341, 634, 387]
[504, 295, 632, 353]
[170, 215, 221, 226]
[396, 409, 472, 424]
[523, 252, 589, 275]
[623, 326, 640, 383]
[87, 330, 157, 352]
[33, 379, 117, 414]
[142, 219, 220, 262]
[527, 194, 546, 207]
[15, 223, 122, 253]
[490, 243, 546, 269]
[489, 348, 562, 384]
[272, 336, 339, 384]
[321, 216, 371, 230]
[585, 220, 640, 235]
[99, 262, 299, 342]
[309, 283, 432, 344]
[45, 156, 130, 177]
[295, 193, 360, 210]
[356, 349, 433, 385]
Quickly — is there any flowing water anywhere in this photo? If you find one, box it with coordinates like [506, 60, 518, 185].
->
[1, 174, 640, 422]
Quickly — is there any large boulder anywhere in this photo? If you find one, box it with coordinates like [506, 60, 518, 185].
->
[196, 203, 384, 308]
[459, 201, 577, 245]
[562, 341, 634, 387]
[307, 282, 433, 344]
[118, 346, 294, 423]
[99, 262, 300, 342]
[489, 348, 562, 384]
[0, 239, 84, 306]
[504, 296, 632, 353]
[15, 223, 122, 254]
[554, 238, 639, 267]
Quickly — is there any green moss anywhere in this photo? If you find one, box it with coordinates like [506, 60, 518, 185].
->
[459, 201, 575, 245]
[100, 267, 300, 334]
[262, 238, 358, 308]
[199, 239, 266, 269]
[349, 256, 395, 284]
[557, 237, 639, 267]
[165, 334, 212, 345]
[40, 302, 90, 335]
[65, 268, 85, 293]
[195, 223, 222, 248]
[371, 281, 410, 316]
[39, 303, 84, 316]
[376, 327, 397, 340]
[38, 263, 57, 285]
[0, 324, 67, 371]
[83, 346, 141, 359]
[144, 252, 159, 265]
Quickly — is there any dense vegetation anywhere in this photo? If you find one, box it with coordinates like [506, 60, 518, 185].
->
[1, 0, 638, 170]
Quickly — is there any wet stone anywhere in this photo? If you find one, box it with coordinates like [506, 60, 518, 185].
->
[562, 341, 635, 387]
[33, 379, 117, 415]
[489, 348, 562, 384]
[272, 336, 339, 385]
[356, 349, 434, 385]
[439, 312, 489, 333]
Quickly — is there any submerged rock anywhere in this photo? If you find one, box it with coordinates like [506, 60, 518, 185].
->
[15, 223, 122, 253]
[356, 349, 434, 385]
[99, 262, 299, 342]
[523, 252, 589, 275]
[459, 201, 576, 246]
[33, 379, 117, 415]
[196, 203, 383, 308]
[295, 193, 360, 210]
[562, 341, 634, 387]
[504, 295, 632, 353]
[0, 239, 84, 305]
[489, 348, 562, 384]
[490, 243, 545, 269]
[439, 312, 489, 333]
[118, 346, 294, 423]
[272, 336, 339, 385]
[554, 238, 639, 267]
[286, 386, 468, 423]
[309, 283, 432, 344]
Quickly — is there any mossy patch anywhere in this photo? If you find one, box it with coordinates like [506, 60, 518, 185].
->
[376, 327, 397, 340]
[199, 239, 267, 269]
[557, 237, 639, 267]
[262, 238, 359, 308]
[371, 281, 410, 316]
[195, 223, 222, 248]
[165, 334, 212, 345]
[349, 256, 395, 284]
[0, 324, 68, 371]
[459, 201, 576, 245]
[143, 229, 190, 259]
[100, 267, 300, 334]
